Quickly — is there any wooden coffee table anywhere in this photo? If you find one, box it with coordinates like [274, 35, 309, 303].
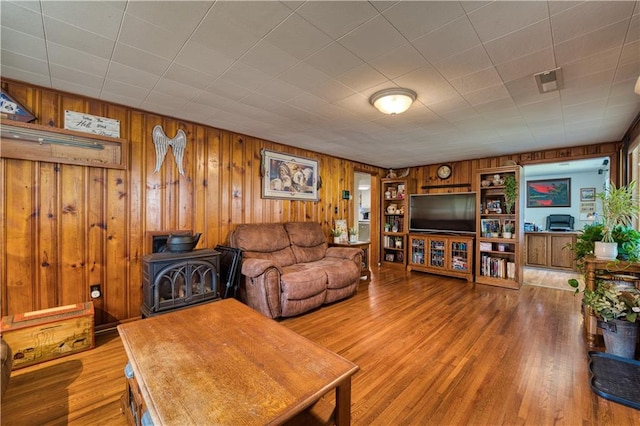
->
[117, 299, 359, 425]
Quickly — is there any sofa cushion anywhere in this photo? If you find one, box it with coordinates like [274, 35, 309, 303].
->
[313, 258, 360, 290]
[232, 223, 296, 267]
[280, 264, 327, 300]
[285, 222, 328, 263]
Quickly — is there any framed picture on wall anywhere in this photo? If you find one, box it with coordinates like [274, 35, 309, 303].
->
[261, 149, 319, 201]
[580, 187, 596, 201]
[526, 178, 571, 207]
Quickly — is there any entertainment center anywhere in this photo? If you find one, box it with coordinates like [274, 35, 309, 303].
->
[384, 165, 524, 288]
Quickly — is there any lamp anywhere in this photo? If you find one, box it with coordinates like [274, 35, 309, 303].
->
[369, 88, 417, 115]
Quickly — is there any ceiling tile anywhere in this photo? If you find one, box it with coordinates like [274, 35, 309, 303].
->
[47, 42, 109, 77]
[218, 62, 273, 91]
[102, 79, 151, 100]
[41, 0, 125, 40]
[369, 43, 428, 80]
[0, 64, 51, 87]
[561, 47, 621, 82]
[432, 45, 493, 81]
[1, 26, 47, 60]
[505, 75, 559, 106]
[554, 20, 629, 67]
[254, 79, 304, 103]
[338, 15, 407, 62]
[382, 1, 465, 41]
[43, 17, 116, 59]
[51, 78, 101, 99]
[50, 63, 104, 88]
[153, 78, 201, 101]
[239, 41, 299, 77]
[495, 47, 556, 83]
[2, 1, 45, 39]
[163, 63, 216, 90]
[484, 20, 552, 66]
[335, 64, 388, 92]
[119, 14, 189, 60]
[264, 13, 332, 60]
[304, 42, 364, 78]
[550, 1, 635, 44]
[450, 67, 503, 94]
[278, 62, 332, 91]
[203, 79, 253, 102]
[411, 16, 480, 63]
[0, 50, 49, 75]
[174, 41, 235, 78]
[468, 1, 548, 42]
[112, 43, 171, 76]
[295, 1, 378, 39]
[394, 65, 459, 105]
[106, 62, 160, 90]
[125, 1, 212, 37]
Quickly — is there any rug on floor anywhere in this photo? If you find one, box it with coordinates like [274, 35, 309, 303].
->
[588, 351, 640, 410]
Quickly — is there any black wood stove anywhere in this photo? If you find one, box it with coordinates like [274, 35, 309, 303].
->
[141, 249, 221, 317]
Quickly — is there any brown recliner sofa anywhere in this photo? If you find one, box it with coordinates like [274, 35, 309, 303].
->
[229, 222, 363, 318]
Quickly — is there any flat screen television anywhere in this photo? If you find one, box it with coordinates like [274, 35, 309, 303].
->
[409, 192, 477, 234]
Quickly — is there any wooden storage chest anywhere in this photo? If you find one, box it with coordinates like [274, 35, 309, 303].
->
[0, 302, 94, 369]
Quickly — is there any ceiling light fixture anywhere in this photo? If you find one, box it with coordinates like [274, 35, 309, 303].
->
[369, 88, 417, 115]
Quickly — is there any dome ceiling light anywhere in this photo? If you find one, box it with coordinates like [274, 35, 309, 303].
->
[369, 88, 417, 115]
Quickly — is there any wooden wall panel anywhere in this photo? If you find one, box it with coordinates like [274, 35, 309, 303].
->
[0, 79, 624, 328]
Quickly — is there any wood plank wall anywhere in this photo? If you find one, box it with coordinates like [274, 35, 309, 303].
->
[0, 79, 622, 328]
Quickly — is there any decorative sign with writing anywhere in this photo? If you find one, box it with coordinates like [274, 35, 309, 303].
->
[64, 110, 120, 138]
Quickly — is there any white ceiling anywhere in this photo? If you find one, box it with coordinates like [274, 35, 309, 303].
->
[1, 1, 639, 169]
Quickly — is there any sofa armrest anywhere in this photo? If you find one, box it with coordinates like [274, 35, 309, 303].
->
[326, 246, 362, 262]
[239, 259, 282, 319]
[241, 258, 281, 278]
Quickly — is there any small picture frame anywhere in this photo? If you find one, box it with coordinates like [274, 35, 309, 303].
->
[481, 218, 501, 237]
[334, 219, 348, 243]
[385, 253, 395, 262]
[580, 187, 596, 202]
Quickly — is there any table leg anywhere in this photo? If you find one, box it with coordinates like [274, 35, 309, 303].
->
[335, 377, 352, 426]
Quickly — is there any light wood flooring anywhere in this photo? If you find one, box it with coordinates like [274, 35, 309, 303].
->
[2, 267, 637, 425]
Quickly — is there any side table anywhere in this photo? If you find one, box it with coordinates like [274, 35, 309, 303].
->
[330, 241, 371, 281]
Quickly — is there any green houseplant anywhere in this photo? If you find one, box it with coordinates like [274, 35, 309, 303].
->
[503, 174, 518, 214]
[577, 279, 640, 358]
[594, 180, 640, 259]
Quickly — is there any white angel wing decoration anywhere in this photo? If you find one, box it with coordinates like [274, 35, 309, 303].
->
[152, 125, 187, 175]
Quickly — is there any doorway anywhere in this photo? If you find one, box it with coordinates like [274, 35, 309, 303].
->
[354, 172, 372, 242]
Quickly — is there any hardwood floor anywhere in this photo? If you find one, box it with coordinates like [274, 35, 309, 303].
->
[2, 267, 637, 425]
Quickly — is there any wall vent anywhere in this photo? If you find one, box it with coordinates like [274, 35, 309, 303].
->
[534, 68, 563, 93]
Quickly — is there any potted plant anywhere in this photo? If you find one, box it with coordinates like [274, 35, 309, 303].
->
[569, 278, 640, 358]
[594, 180, 640, 260]
[348, 227, 358, 243]
[502, 221, 515, 239]
[330, 228, 342, 244]
[503, 174, 518, 214]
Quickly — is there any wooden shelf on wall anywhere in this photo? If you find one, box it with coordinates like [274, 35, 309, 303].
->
[421, 183, 472, 190]
[0, 120, 128, 169]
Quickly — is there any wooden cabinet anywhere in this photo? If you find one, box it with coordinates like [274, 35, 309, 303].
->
[381, 178, 414, 267]
[407, 234, 474, 282]
[525, 232, 577, 271]
[475, 166, 523, 289]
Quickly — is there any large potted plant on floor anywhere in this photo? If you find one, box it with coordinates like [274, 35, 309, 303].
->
[581, 279, 640, 358]
[594, 180, 640, 260]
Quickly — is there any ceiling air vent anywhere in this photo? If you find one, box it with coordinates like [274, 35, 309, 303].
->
[534, 67, 563, 93]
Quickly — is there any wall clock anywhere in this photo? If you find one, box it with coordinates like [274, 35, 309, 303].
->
[437, 164, 452, 179]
